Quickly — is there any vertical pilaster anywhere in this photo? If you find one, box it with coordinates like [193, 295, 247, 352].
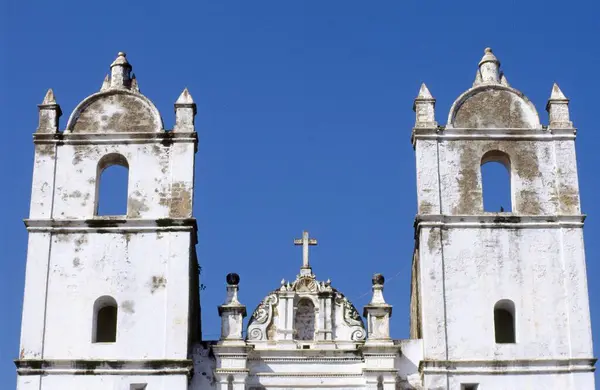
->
[317, 292, 333, 342]
[276, 291, 294, 341]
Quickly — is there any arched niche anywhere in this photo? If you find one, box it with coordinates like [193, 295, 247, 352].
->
[294, 298, 316, 341]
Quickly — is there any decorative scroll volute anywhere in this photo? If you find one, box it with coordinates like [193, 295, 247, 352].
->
[247, 293, 278, 341]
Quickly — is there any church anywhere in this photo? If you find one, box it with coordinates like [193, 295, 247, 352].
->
[15, 48, 596, 389]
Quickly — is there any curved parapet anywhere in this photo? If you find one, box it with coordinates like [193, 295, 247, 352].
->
[65, 52, 164, 133]
[447, 84, 540, 129]
[446, 48, 540, 129]
[66, 89, 163, 133]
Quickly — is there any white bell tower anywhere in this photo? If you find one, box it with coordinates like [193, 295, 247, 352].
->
[410, 48, 596, 389]
[16, 52, 200, 390]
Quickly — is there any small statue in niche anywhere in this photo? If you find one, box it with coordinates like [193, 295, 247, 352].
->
[294, 298, 316, 341]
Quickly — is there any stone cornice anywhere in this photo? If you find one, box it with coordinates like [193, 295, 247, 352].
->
[33, 131, 198, 146]
[24, 218, 197, 233]
[247, 346, 363, 358]
[15, 359, 193, 376]
[420, 358, 596, 375]
[214, 368, 250, 374]
[411, 127, 577, 144]
[415, 214, 585, 230]
[247, 356, 364, 363]
[254, 372, 364, 377]
[362, 368, 399, 373]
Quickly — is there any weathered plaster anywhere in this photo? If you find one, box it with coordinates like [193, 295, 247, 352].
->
[411, 48, 595, 389]
[18, 52, 199, 390]
[18, 48, 596, 390]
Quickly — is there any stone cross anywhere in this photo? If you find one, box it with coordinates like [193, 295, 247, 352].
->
[294, 231, 317, 269]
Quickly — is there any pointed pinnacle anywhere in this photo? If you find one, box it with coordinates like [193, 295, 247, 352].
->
[111, 51, 131, 68]
[176, 87, 194, 104]
[479, 47, 500, 66]
[131, 73, 139, 92]
[100, 74, 110, 91]
[416, 83, 433, 99]
[550, 83, 567, 100]
[473, 70, 483, 87]
[42, 88, 56, 104]
[500, 73, 510, 87]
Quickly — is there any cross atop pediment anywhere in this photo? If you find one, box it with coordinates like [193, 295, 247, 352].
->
[294, 231, 317, 270]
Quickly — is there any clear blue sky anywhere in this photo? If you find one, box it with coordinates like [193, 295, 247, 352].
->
[1, 0, 599, 387]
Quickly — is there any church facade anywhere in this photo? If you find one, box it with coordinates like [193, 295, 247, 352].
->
[15, 48, 596, 389]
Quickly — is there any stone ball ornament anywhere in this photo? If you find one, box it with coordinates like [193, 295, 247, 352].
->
[226, 273, 240, 286]
[372, 273, 385, 285]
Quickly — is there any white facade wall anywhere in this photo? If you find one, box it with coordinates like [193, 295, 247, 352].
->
[41, 231, 192, 359]
[424, 372, 595, 390]
[418, 224, 592, 360]
[17, 375, 188, 390]
[17, 53, 198, 390]
[17, 48, 596, 390]
[411, 48, 596, 389]
[49, 142, 195, 220]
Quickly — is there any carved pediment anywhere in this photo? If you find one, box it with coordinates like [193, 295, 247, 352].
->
[246, 270, 365, 343]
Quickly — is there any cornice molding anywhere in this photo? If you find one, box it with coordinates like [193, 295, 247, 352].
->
[24, 218, 197, 233]
[254, 372, 364, 378]
[415, 214, 585, 230]
[33, 131, 198, 146]
[15, 359, 193, 376]
[420, 358, 596, 375]
[412, 127, 577, 142]
[247, 356, 364, 363]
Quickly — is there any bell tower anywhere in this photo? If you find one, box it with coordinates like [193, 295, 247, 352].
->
[410, 48, 596, 389]
[16, 53, 200, 389]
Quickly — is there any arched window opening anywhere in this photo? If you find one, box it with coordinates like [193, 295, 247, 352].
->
[227, 375, 234, 390]
[494, 299, 515, 343]
[93, 296, 118, 343]
[481, 150, 511, 212]
[377, 375, 384, 390]
[294, 298, 315, 341]
[95, 153, 129, 216]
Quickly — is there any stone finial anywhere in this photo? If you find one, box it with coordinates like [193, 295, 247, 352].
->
[363, 273, 392, 343]
[42, 89, 56, 105]
[174, 88, 197, 132]
[477, 47, 501, 84]
[473, 70, 483, 87]
[416, 83, 433, 99]
[372, 273, 385, 286]
[218, 273, 246, 341]
[413, 83, 437, 128]
[37, 89, 62, 133]
[546, 83, 572, 128]
[223, 273, 242, 305]
[131, 73, 139, 92]
[109, 52, 132, 89]
[100, 74, 110, 91]
[549, 82, 568, 100]
[227, 272, 240, 286]
[369, 273, 387, 305]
